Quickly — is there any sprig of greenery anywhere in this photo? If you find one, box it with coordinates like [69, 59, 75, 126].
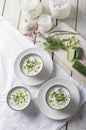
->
[43, 36, 67, 51]
[40, 30, 79, 51]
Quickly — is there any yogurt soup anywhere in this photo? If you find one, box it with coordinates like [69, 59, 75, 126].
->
[22, 54, 43, 76]
[46, 86, 71, 110]
[7, 87, 31, 110]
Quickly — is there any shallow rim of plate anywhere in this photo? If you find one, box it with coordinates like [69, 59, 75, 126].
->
[38, 78, 80, 120]
[20, 53, 44, 77]
[7, 86, 31, 111]
[46, 85, 71, 110]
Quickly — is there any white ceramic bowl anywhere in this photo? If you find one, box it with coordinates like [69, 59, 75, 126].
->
[46, 85, 71, 110]
[20, 54, 43, 77]
[7, 86, 31, 111]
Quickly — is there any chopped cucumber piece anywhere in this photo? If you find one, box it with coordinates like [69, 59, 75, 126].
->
[73, 60, 86, 76]
[64, 36, 83, 61]
[75, 47, 83, 59]
[67, 48, 75, 61]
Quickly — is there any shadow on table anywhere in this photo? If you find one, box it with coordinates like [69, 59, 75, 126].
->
[22, 99, 39, 118]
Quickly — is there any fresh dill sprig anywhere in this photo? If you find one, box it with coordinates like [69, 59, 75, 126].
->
[43, 36, 67, 51]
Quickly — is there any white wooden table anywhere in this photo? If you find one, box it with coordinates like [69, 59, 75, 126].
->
[0, 0, 86, 129]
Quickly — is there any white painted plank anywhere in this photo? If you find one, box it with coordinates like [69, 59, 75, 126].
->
[77, 0, 86, 39]
[59, 0, 78, 29]
[3, 0, 21, 28]
[0, 0, 5, 16]
[67, 103, 86, 130]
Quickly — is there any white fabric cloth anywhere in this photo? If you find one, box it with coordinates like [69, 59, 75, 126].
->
[0, 17, 86, 130]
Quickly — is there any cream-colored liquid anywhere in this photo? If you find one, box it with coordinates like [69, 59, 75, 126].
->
[9, 88, 30, 110]
[47, 86, 70, 109]
[49, 0, 71, 19]
[23, 55, 43, 76]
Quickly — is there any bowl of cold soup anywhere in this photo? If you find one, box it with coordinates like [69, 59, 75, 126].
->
[46, 85, 71, 110]
[7, 86, 31, 111]
[20, 54, 43, 77]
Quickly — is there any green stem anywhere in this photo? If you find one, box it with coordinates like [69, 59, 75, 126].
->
[49, 30, 79, 35]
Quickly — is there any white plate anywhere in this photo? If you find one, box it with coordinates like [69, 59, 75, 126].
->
[14, 48, 53, 86]
[38, 78, 80, 120]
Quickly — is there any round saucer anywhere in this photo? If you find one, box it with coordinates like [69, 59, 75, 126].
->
[38, 78, 80, 120]
[14, 48, 53, 86]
